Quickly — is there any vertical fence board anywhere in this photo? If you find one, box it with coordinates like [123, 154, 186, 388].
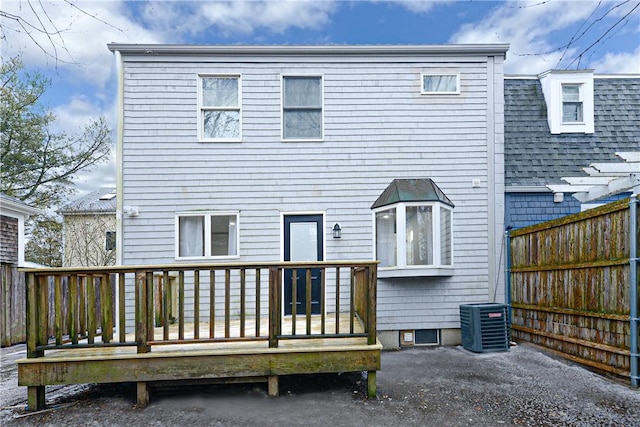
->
[510, 198, 634, 381]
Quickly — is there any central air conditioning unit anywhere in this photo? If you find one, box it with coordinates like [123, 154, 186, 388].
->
[459, 303, 509, 353]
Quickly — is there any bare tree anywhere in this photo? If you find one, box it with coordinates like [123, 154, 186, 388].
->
[0, 0, 123, 66]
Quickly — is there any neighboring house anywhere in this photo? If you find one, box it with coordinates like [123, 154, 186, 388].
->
[59, 187, 117, 267]
[0, 193, 41, 346]
[108, 44, 509, 348]
[504, 71, 640, 229]
[0, 193, 41, 266]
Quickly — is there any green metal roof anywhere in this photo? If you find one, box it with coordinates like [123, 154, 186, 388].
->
[371, 179, 454, 209]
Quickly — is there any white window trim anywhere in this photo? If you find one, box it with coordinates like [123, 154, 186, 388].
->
[420, 73, 460, 95]
[281, 74, 324, 142]
[175, 211, 240, 260]
[197, 74, 242, 143]
[372, 202, 454, 278]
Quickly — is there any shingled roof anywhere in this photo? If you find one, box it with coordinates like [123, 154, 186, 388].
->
[504, 77, 640, 187]
[59, 187, 116, 214]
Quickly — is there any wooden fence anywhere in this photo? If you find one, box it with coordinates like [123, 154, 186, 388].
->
[1, 263, 26, 346]
[508, 196, 639, 385]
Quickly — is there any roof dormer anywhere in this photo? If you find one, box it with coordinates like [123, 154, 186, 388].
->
[538, 70, 594, 135]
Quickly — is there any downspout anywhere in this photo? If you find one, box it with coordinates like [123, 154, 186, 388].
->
[630, 195, 638, 388]
[114, 49, 125, 338]
[505, 229, 512, 342]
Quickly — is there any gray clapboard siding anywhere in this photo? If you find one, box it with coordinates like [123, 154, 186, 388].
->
[117, 49, 504, 332]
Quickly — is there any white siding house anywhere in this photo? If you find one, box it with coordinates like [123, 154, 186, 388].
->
[108, 44, 508, 348]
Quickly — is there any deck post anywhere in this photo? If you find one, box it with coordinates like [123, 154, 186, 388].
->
[268, 267, 280, 348]
[367, 371, 377, 398]
[268, 375, 279, 396]
[27, 386, 46, 411]
[135, 271, 150, 353]
[367, 265, 377, 346]
[26, 272, 46, 410]
[136, 382, 149, 408]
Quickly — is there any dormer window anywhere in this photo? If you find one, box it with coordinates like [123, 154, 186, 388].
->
[372, 179, 454, 278]
[538, 70, 594, 134]
[562, 84, 583, 123]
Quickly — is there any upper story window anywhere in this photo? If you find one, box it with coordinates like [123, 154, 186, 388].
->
[199, 75, 241, 141]
[538, 70, 594, 134]
[562, 84, 583, 123]
[421, 74, 459, 94]
[282, 76, 323, 141]
[176, 212, 239, 259]
[372, 179, 454, 278]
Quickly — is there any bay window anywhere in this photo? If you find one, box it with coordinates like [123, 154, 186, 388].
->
[372, 179, 454, 277]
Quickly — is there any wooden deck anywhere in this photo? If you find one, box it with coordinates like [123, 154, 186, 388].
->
[18, 261, 380, 410]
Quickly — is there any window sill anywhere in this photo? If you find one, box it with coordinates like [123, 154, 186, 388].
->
[378, 267, 454, 278]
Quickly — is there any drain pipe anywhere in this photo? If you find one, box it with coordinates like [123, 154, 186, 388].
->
[505, 229, 512, 342]
[630, 196, 638, 388]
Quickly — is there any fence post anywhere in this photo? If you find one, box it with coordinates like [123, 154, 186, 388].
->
[505, 230, 512, 342]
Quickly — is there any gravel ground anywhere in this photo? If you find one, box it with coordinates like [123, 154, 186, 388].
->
[2, 342, 639, 426]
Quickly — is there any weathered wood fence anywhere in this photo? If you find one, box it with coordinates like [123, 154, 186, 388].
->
[1, 263, 26, 346]
[508, 196, 639, 386]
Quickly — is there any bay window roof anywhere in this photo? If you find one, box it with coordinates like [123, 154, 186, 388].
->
[371, 179, 454, 209]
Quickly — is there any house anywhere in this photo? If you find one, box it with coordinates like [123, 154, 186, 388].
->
[0, 193, 41, 267]
[59, 187, 117, 267]
[504, 71, 640, 229]
[0, 193, 41, 346]
[107, 43, 509, 348]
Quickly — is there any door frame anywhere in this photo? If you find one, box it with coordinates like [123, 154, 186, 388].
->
[280, 211, 326, 316]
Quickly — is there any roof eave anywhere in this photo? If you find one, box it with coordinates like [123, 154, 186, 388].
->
[107, 43, 510, 57]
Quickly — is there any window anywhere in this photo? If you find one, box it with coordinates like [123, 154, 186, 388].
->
[105, 231, 116, 251]
[372, 178, 454, 277]
[176, 212, 239, 259]
[421, 74, 459, 94]
[562, 84, 583, 123]
[282, 76, 323, 140]
[199, 75, 241, 141]
[374, 203, 453, 273]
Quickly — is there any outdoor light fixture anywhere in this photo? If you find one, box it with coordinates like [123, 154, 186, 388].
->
[333, 223, 342, 239]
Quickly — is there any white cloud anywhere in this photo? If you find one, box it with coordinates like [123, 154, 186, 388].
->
[591, 46, 640, 73]
[1, 0, 163, 88]
[195, 1, 337, 36]
[449, 0, 638, 74]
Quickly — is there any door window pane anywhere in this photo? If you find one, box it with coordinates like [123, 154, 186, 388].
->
[406, 206, 433, 266]
[290, 222, 318, 261]
[376, 209, 397, 267]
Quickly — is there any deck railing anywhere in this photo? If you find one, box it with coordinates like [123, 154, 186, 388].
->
[22, 261, 378, 358]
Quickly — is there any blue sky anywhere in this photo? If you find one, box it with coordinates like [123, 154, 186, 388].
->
[2, 0, 639, 198]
